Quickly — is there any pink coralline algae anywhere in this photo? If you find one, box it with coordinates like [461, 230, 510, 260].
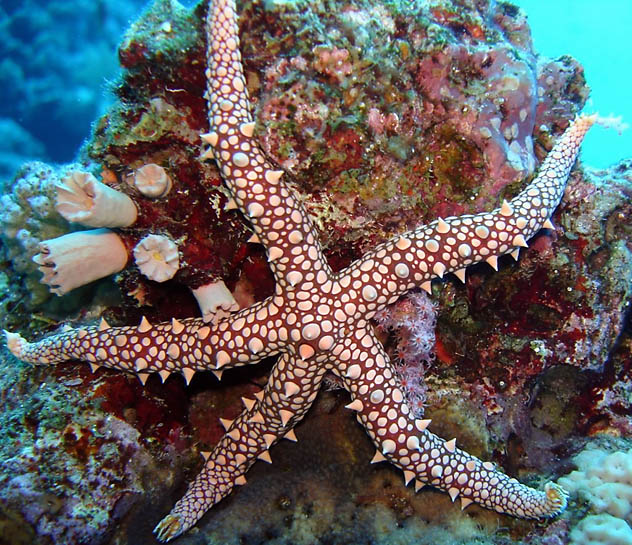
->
[416, 44, 538, 188]
[250, 0, 589, 263]
[313, 46, 354, 83]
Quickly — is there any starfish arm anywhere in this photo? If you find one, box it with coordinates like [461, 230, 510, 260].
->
[331, 326, 568, 519]
[154, 352, 327, 541]
[335, 114, 598, 312]
[4, 298, 286, 382]
[203, 0, 332, 288]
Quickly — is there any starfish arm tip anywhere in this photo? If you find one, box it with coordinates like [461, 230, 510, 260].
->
[154, 513, 185, 542]
[542, 481, 569, 517]
[586, 112, 628, 134]
[4, 330, 26, 359]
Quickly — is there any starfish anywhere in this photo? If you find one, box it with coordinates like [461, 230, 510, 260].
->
[5, 0, 601, 541]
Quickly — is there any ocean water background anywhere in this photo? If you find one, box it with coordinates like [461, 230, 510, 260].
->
[515, 0, 631, 169]
[0, 0, 148, 181]
[0, 0, 628, 182]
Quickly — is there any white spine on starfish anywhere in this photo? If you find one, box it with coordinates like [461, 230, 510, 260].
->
[4, 0, 602, 541]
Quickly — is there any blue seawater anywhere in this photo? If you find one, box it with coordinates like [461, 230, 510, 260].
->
[516, 0, 631, 168]
[0, 0, 147, 181]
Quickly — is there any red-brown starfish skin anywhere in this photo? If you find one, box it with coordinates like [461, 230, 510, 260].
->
[6, 0, 601, 541]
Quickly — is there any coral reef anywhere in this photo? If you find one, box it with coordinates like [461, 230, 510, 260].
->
[1, 0, 594, 323]
[0, 0, 630, 543]
[0, 162, 78, 308]
[0, 351, 182, 544]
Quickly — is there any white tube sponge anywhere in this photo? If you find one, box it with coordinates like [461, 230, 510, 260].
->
[133, 234, 179, 282]
[133, 164, 173, 198]
[33, 229, 128, 295]
[55, 171, 138, 228]
[192, 280, 239, 322]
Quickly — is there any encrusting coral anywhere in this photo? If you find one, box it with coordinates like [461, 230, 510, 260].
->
[7, 0, 622, 541]
[559, 446, 632, 523]
[555, 445, 632, 544]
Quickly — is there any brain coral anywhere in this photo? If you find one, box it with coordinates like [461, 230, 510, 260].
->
[569, 514, 632, 545]
[559, 446, 632, 545]
[559, 447, 632, 524]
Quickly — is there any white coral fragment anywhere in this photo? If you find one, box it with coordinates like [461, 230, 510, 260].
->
[55, 171, 138, 228]
[133, 164, 173, 198]
[192, 280, 240, 322]
[33, 229, 128, 295]
[133, 234, 179, 282]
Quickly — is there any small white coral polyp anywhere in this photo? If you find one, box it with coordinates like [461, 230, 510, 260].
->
[133, 234, 180, 282]
[132, 164, 173, 198]
[192, 280, 239, 322]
